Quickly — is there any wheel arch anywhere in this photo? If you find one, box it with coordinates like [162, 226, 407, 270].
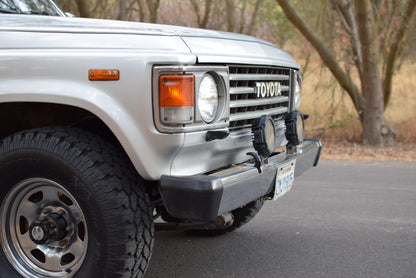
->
[0, 102, 112, 141]
[0, 101, 145, 179]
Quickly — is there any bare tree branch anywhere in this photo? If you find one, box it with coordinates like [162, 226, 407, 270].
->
[275, 0, 365, 117]
[382, 0, 416, 109]
[246, 0, 263, 35]
[190, 0, 212, 28]
[332, 0, 352, 34]
[379, 2, 397, 74]
[146, 0, 160, 23]
[302, 1, 326, 78]
[125, 0, 138, 20]
[239, 0, 248, 33]
[133, 0, 145, 22]
[331, 0, 363, 80]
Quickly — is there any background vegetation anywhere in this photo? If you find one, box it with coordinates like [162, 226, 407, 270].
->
[56, 0, 416, 152]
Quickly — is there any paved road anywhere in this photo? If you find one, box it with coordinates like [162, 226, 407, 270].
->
[146, 160, 416, 278]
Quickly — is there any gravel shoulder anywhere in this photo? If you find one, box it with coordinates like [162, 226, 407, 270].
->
[320, 142, 416, 161]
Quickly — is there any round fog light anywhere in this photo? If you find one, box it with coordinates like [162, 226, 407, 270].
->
[285, 110, 305, 145]
[252, 115, 276, 158]
[296, 112, 305, 142]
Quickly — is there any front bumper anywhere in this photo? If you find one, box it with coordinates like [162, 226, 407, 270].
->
[159, 139, 322, 221]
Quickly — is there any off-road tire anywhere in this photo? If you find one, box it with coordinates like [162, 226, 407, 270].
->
[0, 127, 154, 278]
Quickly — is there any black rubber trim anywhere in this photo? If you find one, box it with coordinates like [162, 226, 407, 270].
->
[159, 175, 223, 221]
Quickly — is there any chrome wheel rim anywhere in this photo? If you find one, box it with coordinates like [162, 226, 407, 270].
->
[1, 178, 88, 278]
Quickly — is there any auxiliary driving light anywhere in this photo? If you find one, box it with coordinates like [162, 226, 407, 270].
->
[252, 115, 276, 158]
[285, 110, 305, 145]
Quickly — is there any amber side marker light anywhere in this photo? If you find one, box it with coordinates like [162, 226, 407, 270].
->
[89, 69, 119, 81]
[159, 74, 195, 124]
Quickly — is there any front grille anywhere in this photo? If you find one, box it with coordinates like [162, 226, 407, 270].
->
[228, 65, 291, 131]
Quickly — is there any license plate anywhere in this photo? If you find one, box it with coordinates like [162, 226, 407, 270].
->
[273, 161, 296, 200]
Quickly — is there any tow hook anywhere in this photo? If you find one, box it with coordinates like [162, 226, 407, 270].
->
[246, 152, 263, 173]
[214, 212, 234, 229]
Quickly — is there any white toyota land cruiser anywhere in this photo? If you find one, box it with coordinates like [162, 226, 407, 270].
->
[0, 0, 321, 277]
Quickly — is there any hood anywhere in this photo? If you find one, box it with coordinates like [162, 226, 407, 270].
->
[0, 14, 299, 69]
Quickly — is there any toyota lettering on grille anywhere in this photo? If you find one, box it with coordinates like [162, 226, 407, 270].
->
[255, 81, 282, 98]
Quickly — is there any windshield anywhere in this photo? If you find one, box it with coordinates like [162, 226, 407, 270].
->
[0, 0, 64, 16]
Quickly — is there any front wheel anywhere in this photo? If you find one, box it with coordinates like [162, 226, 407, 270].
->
[0, 127, 154, 278]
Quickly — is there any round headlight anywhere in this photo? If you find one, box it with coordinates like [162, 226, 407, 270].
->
[198, 74, 218, 123]
[293, 75, 302, 110]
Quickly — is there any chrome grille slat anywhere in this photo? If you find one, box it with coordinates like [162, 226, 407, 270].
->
[229, 107, 288, 122]
[230, 87, 255, 95]
[228, 65, 291, 131]
[230, 96, 289, 108]
[229, 74, 289, 81]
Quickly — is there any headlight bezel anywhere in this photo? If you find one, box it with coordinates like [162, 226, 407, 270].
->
[292, 71, 302, 111]
[153, 65, 229, 133]
[197, 73, 219, 123]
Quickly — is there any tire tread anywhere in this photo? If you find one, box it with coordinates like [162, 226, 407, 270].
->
[1, 127, 153, 278]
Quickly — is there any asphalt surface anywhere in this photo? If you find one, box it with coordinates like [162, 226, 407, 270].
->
[146, 159, 416, 278]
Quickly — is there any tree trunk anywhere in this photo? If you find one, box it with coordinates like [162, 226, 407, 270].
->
[239, 0, 248, 33]
[146, 0, 160, 23]
[201, 0, 212, 29]
[117, 0, 127, 20]
[355, 0, 384, 146]
[75, 0, 89, 18]
[225, 0, 236, 32]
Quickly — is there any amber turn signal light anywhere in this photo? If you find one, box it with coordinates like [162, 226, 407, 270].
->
[89, 69, 119, 81]
[159, 74, 194, 107]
